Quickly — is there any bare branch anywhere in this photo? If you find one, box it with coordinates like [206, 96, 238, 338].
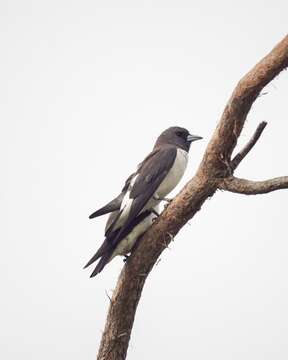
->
[96, 35, 288, 360]
[231, 121, 267, 170]
[199, 35, 288, 177]
[219, 176, 288, 195]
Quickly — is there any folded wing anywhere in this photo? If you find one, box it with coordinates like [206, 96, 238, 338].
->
[106, 146, 177, 244]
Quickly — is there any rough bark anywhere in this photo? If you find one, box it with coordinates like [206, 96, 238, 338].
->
[96, 34, 288, 360]
[219, 176, 288, 195]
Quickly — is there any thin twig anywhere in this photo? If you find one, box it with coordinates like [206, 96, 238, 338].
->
[231, 121, 267, 170]
[105, 290, 112, 303]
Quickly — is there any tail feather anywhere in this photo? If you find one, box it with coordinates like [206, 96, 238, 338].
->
[90, 253, 111, 277]
[89, 193, 124, 219]
[83, 241, 108, 269]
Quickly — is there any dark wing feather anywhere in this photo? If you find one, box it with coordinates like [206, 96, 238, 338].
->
[129, 146, 177, 219]
[107, 146, 177, 244]
[84, 210, 152, 276]
[121, 172, 136, 192]
[104, 209, 124, 237]
[89, 194, 123, 219]
[89, 172, 135, 219]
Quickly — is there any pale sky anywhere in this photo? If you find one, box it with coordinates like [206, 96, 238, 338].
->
[1, 1, 288, 359]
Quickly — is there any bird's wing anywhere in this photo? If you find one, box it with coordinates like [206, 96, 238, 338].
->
[89, 194, 123, 219]
[104, 208, 124, 237]
[97, 150, 162, 234]
[88, 173, 135, 219]
[107, 146, 177, 243]
[84, 210, 153, 276]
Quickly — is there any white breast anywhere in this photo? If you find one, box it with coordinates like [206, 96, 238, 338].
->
[156, 148, 188, 198]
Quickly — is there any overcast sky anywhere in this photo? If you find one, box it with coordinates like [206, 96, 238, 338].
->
[1, 1, 288, 359]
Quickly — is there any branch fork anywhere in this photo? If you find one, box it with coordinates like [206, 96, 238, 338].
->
[217, 121, 288, 195]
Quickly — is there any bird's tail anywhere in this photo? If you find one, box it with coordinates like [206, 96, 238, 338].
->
[89, 193, 124, 219]
[83, 246, 112, 277]
[83, 241, 108, 269]
[89, 253, 111, 277]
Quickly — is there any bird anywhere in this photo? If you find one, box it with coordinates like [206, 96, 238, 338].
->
[84, 126, 202, 277]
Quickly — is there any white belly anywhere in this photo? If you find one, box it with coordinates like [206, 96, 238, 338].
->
[110, 208, 158, 260]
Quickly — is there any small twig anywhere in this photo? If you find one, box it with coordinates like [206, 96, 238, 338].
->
[105, 290, 112, 303]
[258, 91, 268, 98]
[231, 121, 267, 170]
[155, 258, 162, 266]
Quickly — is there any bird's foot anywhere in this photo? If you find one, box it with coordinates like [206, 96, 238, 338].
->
[162, 197, 173, 203]
[153, 195, 173, 209]
[163, 198, 173, 209]
[151, 209, 160, 219]
[154, 195, 172, 203]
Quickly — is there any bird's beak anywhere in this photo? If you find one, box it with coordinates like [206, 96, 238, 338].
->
[187, 134, 203, 142]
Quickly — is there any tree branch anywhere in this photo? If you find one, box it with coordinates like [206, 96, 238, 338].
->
[97, 177, 215, 360]
[199, 35, 288, 178]
[219, 176, 288, 195]
[96, 34, 288, 360]
[231, 121, 267, 170]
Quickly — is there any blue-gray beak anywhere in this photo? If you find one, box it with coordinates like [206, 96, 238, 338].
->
[187, 134, 203, 142]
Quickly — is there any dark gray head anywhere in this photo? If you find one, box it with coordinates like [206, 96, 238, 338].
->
[154, 126, 202, 152]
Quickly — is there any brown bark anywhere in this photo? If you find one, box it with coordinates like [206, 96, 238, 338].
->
[219, 176, 288, 195]
[96, 34, 288, 360]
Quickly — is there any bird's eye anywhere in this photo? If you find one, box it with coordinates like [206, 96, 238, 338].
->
[176, 131, 186, 139]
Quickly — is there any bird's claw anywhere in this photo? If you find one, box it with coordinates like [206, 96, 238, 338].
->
[164, 198, 173, 209]
[153, 195, 172, 203]
[151, 209, 160, 217]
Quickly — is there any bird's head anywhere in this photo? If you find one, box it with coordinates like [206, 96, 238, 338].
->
[155, 126, 202, 152]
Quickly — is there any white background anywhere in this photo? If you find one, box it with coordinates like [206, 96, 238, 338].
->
[1, 1, 288, 359]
